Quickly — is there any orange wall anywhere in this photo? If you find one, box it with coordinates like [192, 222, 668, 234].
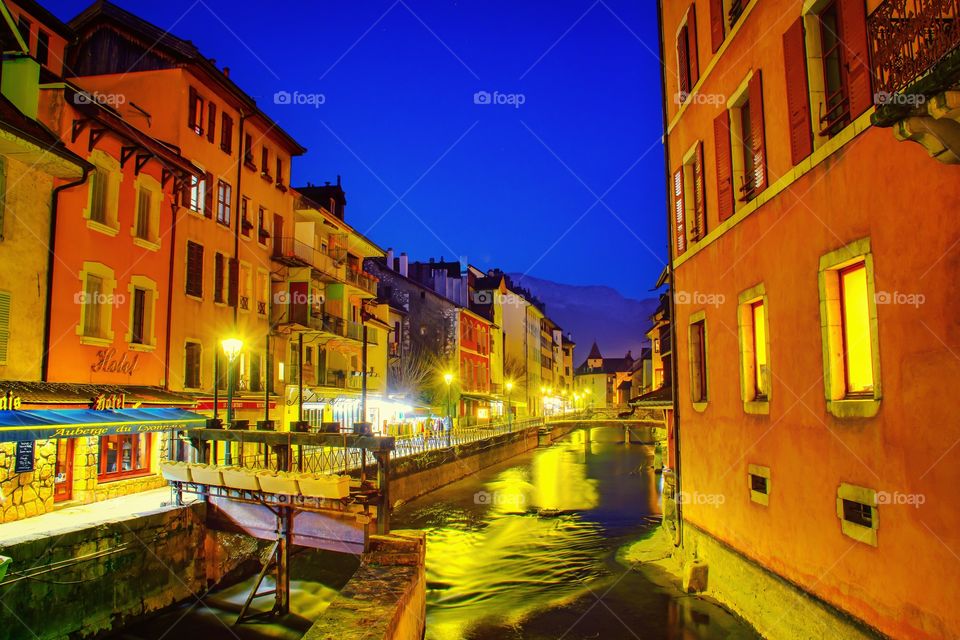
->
[72, 69, 297, 399]
[663, 1, 960, 637]
[39, 90, 174, 387]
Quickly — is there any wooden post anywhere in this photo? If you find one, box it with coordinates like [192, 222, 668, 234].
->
[375, 450, 391, 534]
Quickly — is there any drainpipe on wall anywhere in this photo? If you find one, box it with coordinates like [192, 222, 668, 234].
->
[656, 0, 683, 549]
[42, 168, 92, 381]
[163, 199, 178, 390]
[234, 113, 249, 328]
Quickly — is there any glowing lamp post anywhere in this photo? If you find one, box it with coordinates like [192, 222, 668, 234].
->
[221, 337, 244, 424]
[505, 380, 514, 427]
[443, 372, 454, 421]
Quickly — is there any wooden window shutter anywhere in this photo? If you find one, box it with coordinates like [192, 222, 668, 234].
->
[214, 253, 224, 303]
[783, 18, 813, 165]
[186, 242, 203, 297]
[714, 110, 734, 221]
[687, 4, 700, 87]
[709, 0, 724, 52]
[203, 171, 214, 218]
[228, 258, 239, 307]
[673, 167, 686, 256]
[207, 103, 217, 143]
[0, 291, 9, 365]
[694, 141, 706, 239]
[838, 0, 872, 118]
[188, 87, 198, 130]
[749, 71, 768, 194]
[677, 25, 690, 97]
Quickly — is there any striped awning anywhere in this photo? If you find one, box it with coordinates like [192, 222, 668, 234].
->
[0, 408, 208, 442]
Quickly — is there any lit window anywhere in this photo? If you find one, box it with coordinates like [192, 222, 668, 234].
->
[840, 264, 874, 395]
[752, 301, 767, 397]
[82, 274, 105, 337]
[217, 180, 232, 226]
[99, 434, 151, 480]
[89, 166, 110, 224]
[748, 464, 770, 506]
[818, 239, 880, 417]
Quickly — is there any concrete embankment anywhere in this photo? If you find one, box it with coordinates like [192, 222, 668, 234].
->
[303, 532, 426, 640]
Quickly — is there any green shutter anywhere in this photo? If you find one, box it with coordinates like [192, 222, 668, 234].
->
[0, 291, 10, 365]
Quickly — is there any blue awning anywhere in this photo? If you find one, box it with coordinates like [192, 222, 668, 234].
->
[0, 408, 208, 443]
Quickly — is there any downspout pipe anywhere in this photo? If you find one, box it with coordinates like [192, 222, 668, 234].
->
[42, 168, 92, 381]
[656, 0, 684, 548]
[163, 198, 178, 392]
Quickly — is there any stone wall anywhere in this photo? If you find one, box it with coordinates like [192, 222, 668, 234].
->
[303, 531, 426, 640]
[0, 503, 207, 640]
[0, 434, 170, 524]
[389, 425, 541, 505]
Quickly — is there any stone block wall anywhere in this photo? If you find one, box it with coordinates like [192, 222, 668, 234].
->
[0, 503, 207, 640]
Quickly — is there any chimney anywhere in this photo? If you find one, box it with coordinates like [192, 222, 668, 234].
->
[337, 174, 342, 186]
[399, 252, 408, 277]
[386, 248, 394, 270]
[223, 66, 230, 77]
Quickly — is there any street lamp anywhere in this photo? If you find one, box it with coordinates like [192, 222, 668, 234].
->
[221, 337, 244, 424]
[505, 380, 514, 427]
[443, 372, 453, 421]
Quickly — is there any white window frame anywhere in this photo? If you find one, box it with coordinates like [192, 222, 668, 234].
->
[738, 282, 771, 414]
[125, 275, 158, 351]
[77, 261, 116, 346]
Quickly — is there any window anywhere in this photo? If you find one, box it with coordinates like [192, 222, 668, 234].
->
[82, 274, 105, 338]
[216, 180, 232, 226]
[214, 253, 226, 303]
[836, 483, 878, 546]
[206, 102, 217, 143]
[0, 291, 9, 365]
[722, 72, 766, 211]
[36, 30, 49, 66]
[818, 239, 881, 417]
[276, 157, 284, 186]
[134, 186, 151, 240]
[221, 113, 234, 153]
[187, 174, 205, 213]
[840, 264, 874, 395]
[257, 270, 269, 316]
[89, 166, 110, 224]
[678, 141, 706, 251]
[676, 5, 699, 101]
[748, 464, 770, 506]
[257, 207, 268, 244]
[818, 2, 848, 135]
[240, 198, 251, 238]
[239, 263, 252, 312]
[260, 147, 270, 176]
[244, 134, 254, 166]
[738, 285, 770, 411]
[689, 316, 708, 405]
[16, 16, 30, 46]
[99, 434, 151, 480]
[130, 288, 147, 344]
[184, 342, 202, 389]
[249, 353, 262, 392]
[133, 180, 160, 246]
[185, 241, 204, 298]
[188, 87, 204, 135]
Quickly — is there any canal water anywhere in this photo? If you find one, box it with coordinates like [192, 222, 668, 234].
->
[115, 428, 758, 639]
[393, 427, 758, 639]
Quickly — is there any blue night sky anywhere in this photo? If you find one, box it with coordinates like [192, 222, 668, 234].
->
[46, 0, 668, 300]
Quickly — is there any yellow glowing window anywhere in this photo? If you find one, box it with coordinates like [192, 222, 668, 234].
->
[840, 264, 874, 395]
[751, 301, 767, 398]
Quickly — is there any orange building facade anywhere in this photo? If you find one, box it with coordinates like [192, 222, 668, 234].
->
[660, 0, 960, 637]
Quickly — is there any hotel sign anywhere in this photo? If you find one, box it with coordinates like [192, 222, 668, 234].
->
[91, 393, 125, 410]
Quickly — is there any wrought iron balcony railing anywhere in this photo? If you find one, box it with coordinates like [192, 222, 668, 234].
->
[272, 236, 342, 281]
[345, 267, 378, 295]
[869, 0, 960, 96]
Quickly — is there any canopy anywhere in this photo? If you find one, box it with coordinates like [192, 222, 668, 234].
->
[0, 408, 208, 443]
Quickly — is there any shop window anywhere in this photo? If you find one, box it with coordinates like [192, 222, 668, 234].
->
[216, 180, 232, 226]
[185, 241, 204, 298]
[184, 341, 202, 389]
[836, 483, 878, 546]
[99, 434, 151, 480]
[748, 464, 770, 506]
[0, 291, 9, 365]
[818, 238, 881, 418]
[738, 284, 770, 412]
[689, 314, 708, 407]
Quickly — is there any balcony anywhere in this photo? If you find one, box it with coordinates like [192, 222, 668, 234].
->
[272, 236, 342, 282]
[345, 267, 378, 295]
[869, 0, 960, 162]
